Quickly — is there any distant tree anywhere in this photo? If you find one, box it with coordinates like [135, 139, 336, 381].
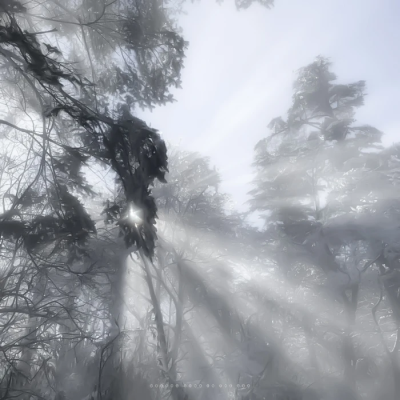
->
[148, 148, 303, 400]
[127, 148, 239, 400]
[249, 56, 400, 400]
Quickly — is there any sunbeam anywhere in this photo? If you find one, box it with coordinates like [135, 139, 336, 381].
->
[0, 1, 398, 400]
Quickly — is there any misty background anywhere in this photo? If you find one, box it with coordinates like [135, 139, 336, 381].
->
[140, 0, 400, 221]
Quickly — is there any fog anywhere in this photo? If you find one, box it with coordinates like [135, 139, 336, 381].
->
[0, 1, 399, 400]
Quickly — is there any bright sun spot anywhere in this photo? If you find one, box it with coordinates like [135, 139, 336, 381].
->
[127, 203, 143, 226]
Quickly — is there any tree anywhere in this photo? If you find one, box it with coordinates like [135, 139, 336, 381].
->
[0, 1, 179, 396]
[148, 148, 311, 400]
[250, 56, 400, 399]
[100, 147, 279, 400]
[121, 147, 240, 399]
[0, 1, 274, 398]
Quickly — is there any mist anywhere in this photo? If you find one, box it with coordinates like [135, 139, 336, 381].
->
[0, 1, 399, 400]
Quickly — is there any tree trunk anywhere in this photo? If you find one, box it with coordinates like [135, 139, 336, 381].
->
[381, 269, 400, 400]
[303, 314, 320, 383]
[170, 260, 184, 381]
[341, 284, 359, 392]
[139, 249, 187, 400]
[16, 272, 46, 396]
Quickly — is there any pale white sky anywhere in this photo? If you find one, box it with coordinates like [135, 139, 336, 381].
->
[139, 0, 400, 219]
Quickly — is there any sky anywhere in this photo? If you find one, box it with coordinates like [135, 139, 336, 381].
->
[139, 0, 400, 222]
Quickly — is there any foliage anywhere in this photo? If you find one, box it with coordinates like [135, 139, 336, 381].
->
[0, 0, 181, 397]
[250, 56, 400, 399]
[0, 1, 273, 398]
